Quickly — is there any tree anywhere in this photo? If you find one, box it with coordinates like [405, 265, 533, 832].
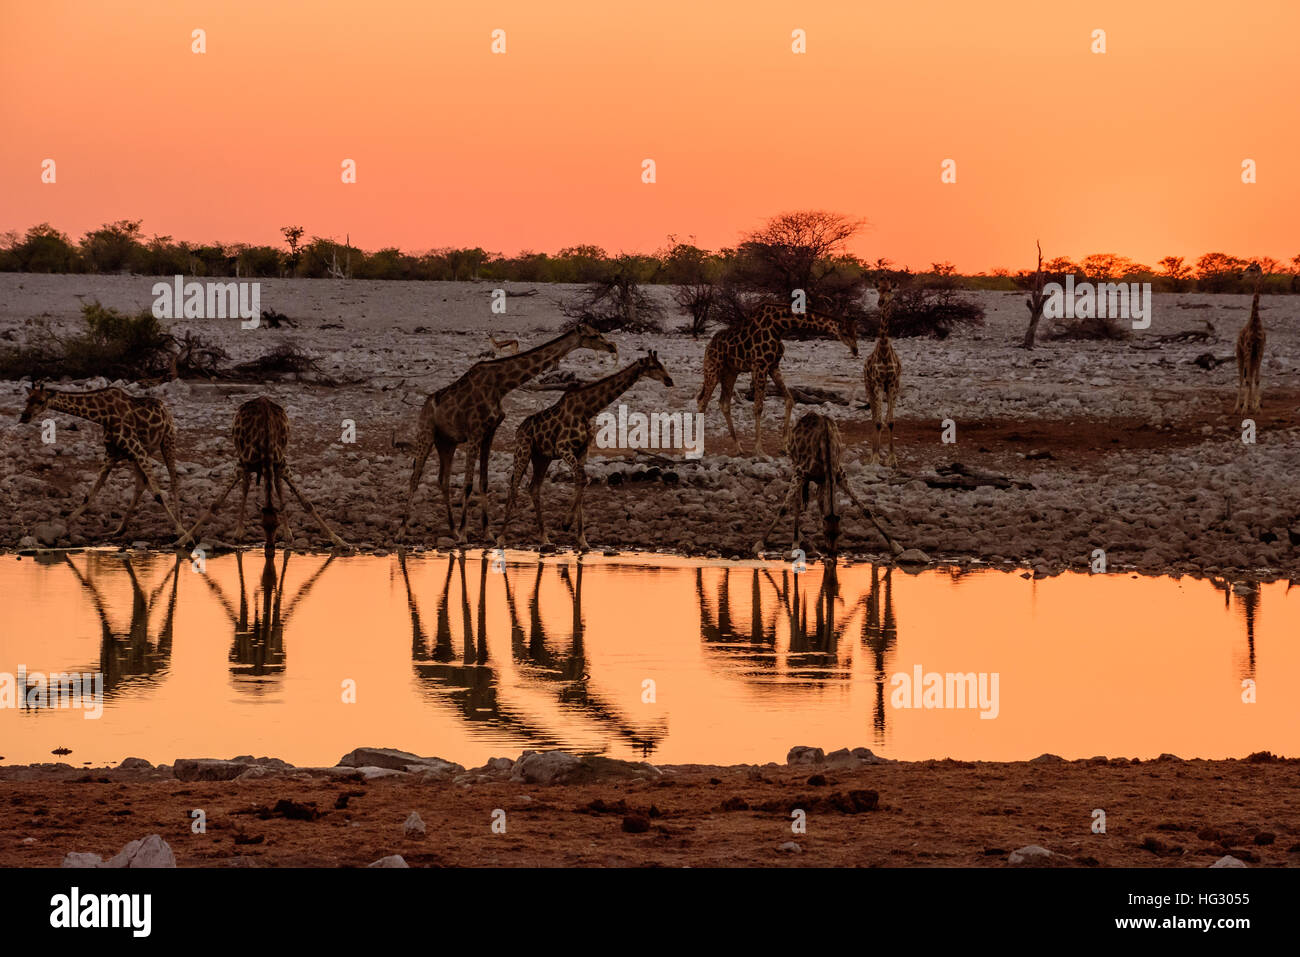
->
[280, 225, 305, 275]
[80, 220, 144, 273]
[562, 254, 663, 332]
[1019, 241, 1048, 349]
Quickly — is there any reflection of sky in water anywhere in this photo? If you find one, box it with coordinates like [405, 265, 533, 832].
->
[1, 551, 1295, 767]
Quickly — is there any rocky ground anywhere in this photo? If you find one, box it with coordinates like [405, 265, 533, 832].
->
[1, 746, 1295, 868]
[1, 275, 1298, 579]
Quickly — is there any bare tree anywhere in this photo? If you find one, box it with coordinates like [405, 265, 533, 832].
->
[1020, 240, 1048, 350]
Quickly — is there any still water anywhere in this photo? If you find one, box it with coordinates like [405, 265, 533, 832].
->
[0, 550, 1295, 767]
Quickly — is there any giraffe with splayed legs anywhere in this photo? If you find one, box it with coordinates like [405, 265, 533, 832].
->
[755, 411, 903, 557]
[177, 397, 347, 550]
[19, 384, 186, 539]
[1234, 262, 1265, 414]
[396, 322, 617, 543]
[499, 352, 674, 551]
[864, 279, 903, 466]
[697, 302, 858, 457]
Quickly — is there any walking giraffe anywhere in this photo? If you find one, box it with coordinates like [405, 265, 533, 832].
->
[863, 279, 903, 466]
[697, 302, 858, 457]
[177, 397, 347, 550]
[498, 352, 674, 551]
[396, 322, 617, 543]
[755, 411, 903, 557]
[19, 384, 186, 538]
[1234, 262, 1265, 414]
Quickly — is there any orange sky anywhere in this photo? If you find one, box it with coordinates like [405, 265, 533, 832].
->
[2, 1, 1297, 271]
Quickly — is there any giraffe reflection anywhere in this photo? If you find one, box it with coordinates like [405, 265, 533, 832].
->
[503, 556, 666, 757]
[198, 549, 336, 691]
[697, 561, 902, 742]
[402, 550, 560, 746]
[1212, 576, 1261, 683]
[58, 552, 180, 696]
[400, 550, 666, 756]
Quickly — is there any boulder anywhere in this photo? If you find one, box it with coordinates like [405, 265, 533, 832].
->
[33, 521, 67, 547]
[368, 855, 409, 868]
[61, 852, 104, 868]
[103, 835, 176, 869]
[786, 746, 825, 766]
[1210, 855, 1247, 868]
[509, 751, 660, 785]
[337, 747, 463, 775]
[895, 548, 931, 565]
[403, 812, 426, 838]
[117, 757, 153, 770]
[1008, 844, 1054, 865]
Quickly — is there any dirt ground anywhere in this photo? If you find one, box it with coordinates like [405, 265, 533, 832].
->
[3, 277, 1299, 578]
[2, 755, 1297, 868]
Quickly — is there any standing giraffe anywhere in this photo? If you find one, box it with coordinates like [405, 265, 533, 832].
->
[755, 411, 903, 557]
[19, 384, 186, 539]
[498, 352, 674, 551]
[1234, 262, 1265, 414]
[697, 303, 858, 457]
[863, 279, 903, 466]
[396, 322, 617, 543]
[177, 397, 347, 550]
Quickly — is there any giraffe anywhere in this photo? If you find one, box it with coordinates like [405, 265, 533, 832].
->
[19, 384, 186, 539]
[396, 322, 617, 543]
[1234, 262, 1265, 414]
[498, 352, 674, 551]
[697, 302, 858, 457]
[863, 279, 903, 466]
[177, 396, 347, 550]
[755, 411, 903, 557]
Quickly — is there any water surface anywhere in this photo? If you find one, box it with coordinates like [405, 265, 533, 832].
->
[1, 550, 1294, 767]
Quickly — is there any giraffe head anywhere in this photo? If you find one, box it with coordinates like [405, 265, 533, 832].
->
[831, 312, 859, 357]
[639, 350, 674, 388]
[19, 382, 53, 424]
[573, 321, 619, 359]
[875, 280, 896, 334]
[1242, 261, 1263, 288]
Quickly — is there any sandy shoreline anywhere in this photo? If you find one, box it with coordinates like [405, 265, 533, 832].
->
[1, 747, 1295, 868]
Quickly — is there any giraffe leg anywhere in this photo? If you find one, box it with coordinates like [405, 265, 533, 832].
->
[752, 368, 768, 458]
[560, 450, 589, 550]
[528, 453, 552, 546]
[176, 471, 241, 548]
[841, 475, 905, 556]
[396, 439, 431, 542]
[282, 469, 348, 549]
[769, 367, 795, 453]
[497, 434, 532, 547]
[161, 435, 181, 520]
[124, 445, 186, 538]
[718, 368, 740, 450]
[754, 475, 802, 554]
[67, 459, 118, 523]
[274, 469, 294, 545]
[1233, 364, 1245, 413]
[111, 465, 149, 538]
[233, 473, 251, 542]
[477, 419, 502, 536]
[868, 386, 884, 466]
[453, 442, 477, 545]
[885, 387, 898, 467]
[435, 439, 458, 539]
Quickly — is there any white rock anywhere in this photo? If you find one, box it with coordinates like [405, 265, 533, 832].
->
[403, 811, 426, 838]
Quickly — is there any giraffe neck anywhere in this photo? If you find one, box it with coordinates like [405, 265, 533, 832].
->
[567, 361, 648, 417]
[491, 328, 583, 393]
[771, 309, 839, 338]
[47, 390, 116, 426]
[1247, 292, 1262, 331]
